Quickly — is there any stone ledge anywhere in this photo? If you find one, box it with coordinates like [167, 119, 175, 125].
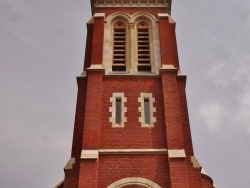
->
[99, 149, 168, 154]
[191, 156, 202, 168]
[64, 158, 75, 170]
[87, 64, 105, 72]
[94, 13, 105, 18]
[168, 149, 186, 158]
[81, 150, 99, 159]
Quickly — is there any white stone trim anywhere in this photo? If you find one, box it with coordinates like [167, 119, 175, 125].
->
[99, 149, 168, 155]
[87, 17, 94, 24]
[103, 12, 130, 74]
[158, 13, 170, 18]
[160, 64, 177, 70]
[157, 13, 175, 23]
[168, 149, 186, 158]
[132, 12, 161, 74]
[81, 150, 99, 159]
[94, 13, 105, 18]
[191, 156, 202, 168]
[103, 12, 161, 75]
[78, 71, 87, 78]
[64, 158, 75, 170]
[92, 0, 170, 8]
[87, 64, 104, 70]
[107, 177, 161, 188]
[138, 93, 156, 127]
[109, 93, 127, 127]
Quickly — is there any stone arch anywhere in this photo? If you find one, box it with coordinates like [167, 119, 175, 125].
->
[106, 12, 131, 25]
[130, 12, 157, 25]
[107, 177, 162, 188]
[131, 12, 161, 74]
[103, 12, 161, 74]
[103, 12, 131, 73]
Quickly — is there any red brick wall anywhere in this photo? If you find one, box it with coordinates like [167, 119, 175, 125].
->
[161, 71, 184, 149]
[83, 24, 93, 70]
[201, 175, 214, 188]
[158, 17, 180, 68]
[78, 160, 98, 188]
[98, 155, 171, 187]
[82, 72, 103, 149]
[91, 16, 104, 65]
[185, 159, 203, 188]
[71, 78, 87, 158]
[177, 78, 194, 156]
[64, 161, 80, 188]
[100, 77, 167, 149]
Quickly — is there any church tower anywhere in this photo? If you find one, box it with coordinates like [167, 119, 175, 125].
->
[56, 1, 216, 187]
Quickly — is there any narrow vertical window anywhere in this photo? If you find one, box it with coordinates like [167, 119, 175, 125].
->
[137, 22, 151, 72]
[138, 93, 156, 127]
[109, 93, 127, 127]
[115, 98, 122, 124]
[113, 22, 126, 71]
[144, 98, 150, 124]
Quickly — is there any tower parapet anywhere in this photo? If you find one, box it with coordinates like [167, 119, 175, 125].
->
[91, 0, 172, 15]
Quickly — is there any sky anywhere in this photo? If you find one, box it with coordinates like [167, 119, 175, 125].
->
[0, 0, 249, 188]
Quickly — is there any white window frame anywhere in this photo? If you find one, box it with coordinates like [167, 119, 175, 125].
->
[138, 93, 156, 127]
[109, 93, 127, 127]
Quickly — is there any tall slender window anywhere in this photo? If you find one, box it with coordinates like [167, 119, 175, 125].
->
[109, 93, 127, 127]
[113, 22, 126, 71]
[137, 22, 151, 72]
[144, 98, 150, 124]
[115, 98, 122, 124]
[138, 93, 156, 127]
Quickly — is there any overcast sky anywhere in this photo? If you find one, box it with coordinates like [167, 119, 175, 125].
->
[0, 0, 249, 188]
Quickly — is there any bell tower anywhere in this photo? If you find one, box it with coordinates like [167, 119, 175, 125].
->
[55, 1, 216, 188]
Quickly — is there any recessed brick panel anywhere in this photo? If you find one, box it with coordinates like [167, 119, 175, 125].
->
[100, 77, 167, 149]
[98, 154, 171, 188]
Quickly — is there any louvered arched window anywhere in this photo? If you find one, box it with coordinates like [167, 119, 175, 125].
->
[137, 22, 151, 72]
[112, 22, 126, 71]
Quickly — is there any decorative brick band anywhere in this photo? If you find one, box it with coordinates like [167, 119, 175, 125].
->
[80, 150, 99, 159]
[168, 149, 186, 158]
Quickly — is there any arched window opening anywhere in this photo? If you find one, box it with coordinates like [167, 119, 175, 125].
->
[137, 22, 151, 72]
[113, 22, 126, 71]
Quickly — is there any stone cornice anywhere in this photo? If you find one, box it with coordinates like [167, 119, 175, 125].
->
[91, 0, 172, 15]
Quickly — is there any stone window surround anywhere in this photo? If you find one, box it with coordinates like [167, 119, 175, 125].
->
[138, 93, 156, 127]
[109, 93, 127, 127]
[103, 12, 161, 75]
